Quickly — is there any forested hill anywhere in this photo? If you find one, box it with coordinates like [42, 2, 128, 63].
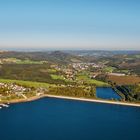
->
[0, 51, 84, 64]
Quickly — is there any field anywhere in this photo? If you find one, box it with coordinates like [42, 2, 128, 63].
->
[76, 74, 109, 87]
[136, 55, 140, 58]
[108, 75, 140, 85]
[15, 59, 45, 64]
[0, 79, 54, 88]
[0, 64, 68, 84]
[1, 58, 45, 64]
[103, 66, 116, 73]
[51, 74, 65, 80]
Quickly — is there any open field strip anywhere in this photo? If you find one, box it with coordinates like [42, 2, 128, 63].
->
[0, 79, 55, 88]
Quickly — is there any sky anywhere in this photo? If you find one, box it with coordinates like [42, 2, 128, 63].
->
[0, 0, 140, 50]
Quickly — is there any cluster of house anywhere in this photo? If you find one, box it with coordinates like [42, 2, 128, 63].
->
[0, 82, 49, 99]
[50, 64, 61, 71]
[0, 83, 29, 95]
[50, 63, 127, 82]
[63, 69, 76, 80]
[50, 64, 76, 80]
[50, 63, 104, 80]
[60, 63, 102, 80]
[72, 63, 101, 71]
[0, 58, 18, 64]
[51, 63, 102, 72]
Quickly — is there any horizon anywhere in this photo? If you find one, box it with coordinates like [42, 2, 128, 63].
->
[0, 0, 140, 50]
[1, 47, 140, 52]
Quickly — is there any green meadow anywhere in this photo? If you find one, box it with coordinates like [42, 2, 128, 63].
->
[76, 74, 109, 87]
[0, 79, 54, 88]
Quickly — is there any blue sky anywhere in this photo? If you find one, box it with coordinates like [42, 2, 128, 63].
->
[0, 0, 140, 50]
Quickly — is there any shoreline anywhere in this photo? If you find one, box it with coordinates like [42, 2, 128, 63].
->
[1, 94, 140, 107]
[47, 95, 140, 107]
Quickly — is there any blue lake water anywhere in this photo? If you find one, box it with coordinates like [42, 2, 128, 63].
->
[96, 87, 121, 100]
[0, 97, 140, 140]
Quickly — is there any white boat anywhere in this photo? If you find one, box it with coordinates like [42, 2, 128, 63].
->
[1, 104, 9, 107]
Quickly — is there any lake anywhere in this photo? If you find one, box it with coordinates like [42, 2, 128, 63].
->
[0, 98, 140, 140]
[96, 87, 121, 100]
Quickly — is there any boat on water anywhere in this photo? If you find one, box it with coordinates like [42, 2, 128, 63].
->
[1, 104, 9, 107]
[0, 104, 9, 108]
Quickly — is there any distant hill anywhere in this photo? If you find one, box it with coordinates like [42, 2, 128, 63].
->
[0, 51, 83, 64]
[65, 50, 140, 57]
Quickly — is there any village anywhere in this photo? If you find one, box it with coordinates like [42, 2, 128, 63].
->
[50, 62, 128, 82]
[0, 82, 48, 108]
